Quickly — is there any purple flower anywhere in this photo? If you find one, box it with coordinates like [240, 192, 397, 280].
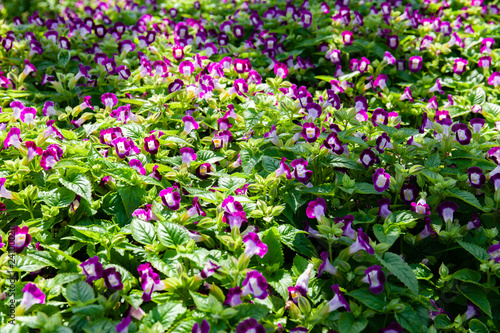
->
[408, 56, 423, 73]
[182, 116, 199, 135]
[467, 167, 485, 189]
[306, 198, 327, 222]
[328, 285, 350, 312]
[103, 267, 123, 290]
[478, 56, 492, 68]
[159, 188, 181, 211]
[377, 198, 392, 220]
[373, 168, 391, 193]
[222, 196, 244, 213]
[20, 107, 36, 124]
[399, 87, 414, 102]
[169, 79, 184, 93]
[335, 215, 356, 239]
[318, 252, 338, 277]
[488, 72, 500, 87]
[198, 261, 221, 279]
[236, 318, 265, 333]
[291, 158, 312, 184]
[192, 319, 210, 333]
[241, 270, 268, 299]
[324, 132, 345, 155]
[489, 147, 500, 165]
[264, 125, 278, 145]
[294, 263, 314, 296]
[276, 157, 292, 179]
[453, 58, 468, 75]
[144, 134, 160, 155]
[465, 301, 481, 320]
[274, 63, 289, 79]
[100, 127, 123, 146]
[374, 74, 388, 90]
[470, 118, 485, 133]
[400, 184, 418, 204]
[349, 228, 375, 255]
[428, 79, 444, 94]
[466, 214, 481, 231]
[13, 226, 31, 253]
[376, 133, 393, 153]
[362, 265, 386, 294]
[180, 147, 197, 166]
[0, 178, 13, 200]
[488, 242, 500, 263]
[436, 201, 459, 223]
[451, 123, 472, 145]
[358, 57, 370, 74]
[196, 163, 212, 180]
[113, 137, 133, 159]
[116, 316, 131, 333]
[379, 322, 403, 333]
[305, 103, 322, 121]
[490, 173, 500, 192]
[224, 287, 243, 306]
[80, 256, 104, 284]
[19, 283, 45, 313]
[101, 93, 118, 111]
[4, 127, 22, 149]
[137, 263, 166, 301]
[372, 108, 388, 127]
[342, 31, 354, 46]
[179, 61, 195, 76]
[417, 217, 437, 241]
[129, 159, 146, 175]
[243, 232, 268, 258]
[359, 149, 377, 169]
[301, 122, 320, 143]
[411, 198, 431, 215]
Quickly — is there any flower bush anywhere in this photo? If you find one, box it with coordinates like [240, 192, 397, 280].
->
[1, 0, 500, 332]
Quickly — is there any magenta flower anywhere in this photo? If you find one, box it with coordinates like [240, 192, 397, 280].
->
[275, 157, 292, 179]
[198, 261, 221, 280]
[383, 51, 396, 65]
[488, 242, 500, 263]
[341, 31, 353, 46]
[306, 198, 327, 222]
[180, 147, 197, 166]
[374, 74, 388, 90]
[371, 108, 388, 127]
[349, 228, 374, 255]
[137, 263, 165, 301]
[264, 125, 278, 145]
[478, 56, 491, 68]
[179, 60, 195, 76]
[101, 93, 118, 111]
[221, 196, 244, 213]
[408, 56, 423, 73]
[20, 107, 36, 124]
[358, 57, 370, 73]
[224, 287, 243, 306]
[274, 62, 289, 79]
[488, 72, 500, 87]
[103, 267, 123, 290]
[223, 210, 247, 230]
[129, 159, 146, 175]
[182, 116, 199, 135]
[453, 58, 468, 75]
[291, 158, 312, 184]
[327, 285, 350, 312]
[19, 283, 45, 313]
[437, 201, 458, 223]
[294, 263, 314, 296]
[80, 256, 104, 284]
[489, 147, 500, 165]
[159, 188, 181, 211]
[13, 226, 31, 253]
[241, 270, 268, 299]
[195, 163, 212, 180]
[373, 168, 391, 192]
[324, 132, 345, 155]
[418, 217, 437, 240]
[192, 320, 210, 333]
[428, 79, 444, 94]
[242, 232, 268, 258]
[399, 87, 414, 102]
[113, 137, 132, 159]
[144, 134, 160, 155]
[318, 252, 338, 277]
[4, 127, 22, 149]
[100, 127, 123, 146]
[411, 198, 431, 215]
[362, 265, 386, 294]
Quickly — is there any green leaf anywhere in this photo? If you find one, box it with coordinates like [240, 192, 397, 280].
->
[315, 75, 335, 82]
[240, 149, 262, 174]
[452, 269, 482, 284]
[469, 319, 489, 333]
[232, 303, 270, 321]
[338, 312, 368, 333]
[59, 174, 92, 204]
[260, 227, 284, 267]
[469, 87, 486, 105]
[375, 252, 419, 296]
[38, 188, 76, 207]
[457, 240, 490, 262]
[189, 292, 223, 313]
[120, 123, 145, 140]
[58, 49, 70, 68]
[264, 270, 293, 299]
[157, 222, 190, 248]
[396, 305, 424, 333]
[354, 182, 380, 194]
[372, 225, 400, 246]
[161, 136, 194, 147]
[425, 153, 441, 168]
[243, 109, 265, 131]
[117, 185, 146, 217]
[434, 314, 452, 329]
[324, 155, 364, 170]
[218, 177, 247, 194]
[143, 302, 186, 329]
[385, 211, 418, 230]
[130, 218, 156, 245]
[347, 289, 386, 311]
[277, 224, 317, 258]
[66, 281, 94, 303]
[446, 189, 483, 211]
[459, 283, 492, 318]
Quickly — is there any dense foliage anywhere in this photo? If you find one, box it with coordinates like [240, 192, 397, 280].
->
[1, 0, 500, 332]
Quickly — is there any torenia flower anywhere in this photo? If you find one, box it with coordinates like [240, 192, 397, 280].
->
[334, 215, 356, 239]
[467, 167, 485, 189]
[276, 157, 292, 179]
[488, 242, 500, 262]
[417, 217, 437, 240]
[408, 56, 423, 73]
[327, 285, 350, 312]
[274, 62, 289, 79]
[182, 116, 199, 135]
[306, 198, 327, 222]
[380, 322, 403, 333]
[137, 263, 166, 302]
[291, 158, 312, 184]
[197, 261, 221, 280]
[294, 263, 314, 296]
[362, 265, 386, 294]
[242, 232, 268, 258]
[264, 125, 278, 145]
[116, 317, 131, 333]
[18, 283, 45, 314]
[159, 188, 181, 211]
[451, 123, 472, 145]
[428, 79, 444, 94]
[453, 58, 468, 75]
[411, 198, 431, 215]
[241, 270, 268, 299]
[436, 201, 458, 223]
[359, 149, 377, 169]
[224, 287, 243, 306]
[377, 198, 392, 220]
[129, 159, 146, 175]
[371, 108, 388, 127]
[349, 228, 374, 255]
[80, 256, 104, 284]
[373, 168, 391, 192]
[103, 267, 123, 290]
[0, 178, 13, 199]
[470, 118, 485, 133]
[236, 318, 265, 333]
[180, 147, 197, 167]
[144, 134, 159, 155]
[318, 252, 338, 277]
[4, 127, 22, 149]
[20, 107, 36, 124]
[301, 123, 320, 143]
[13, 226, 31, 253]
[192, 319, 210, 333]
[488, 72, 500, 87]
[101, 93, 118, 112]
[464, 301, 481, 320]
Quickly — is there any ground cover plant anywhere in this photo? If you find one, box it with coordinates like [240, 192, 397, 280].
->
[0, 0, 500, 332]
